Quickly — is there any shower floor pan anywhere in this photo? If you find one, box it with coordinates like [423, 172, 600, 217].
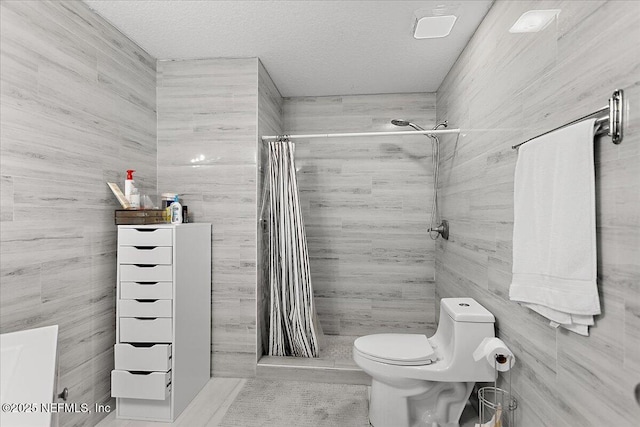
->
[257, 335, 370, 385]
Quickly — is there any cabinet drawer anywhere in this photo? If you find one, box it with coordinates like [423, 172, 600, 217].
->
[119, 246, 172, 265]
[117, 397, 171, 421]
[114, 344, 172, 372]
[111, 370, 171, 400]
[119, 300, 172, 318]
[118, 228, 172, 247]
[120, 282, 172, 300]
[120, 318, 172, 343]
[120, 265, 172, 282]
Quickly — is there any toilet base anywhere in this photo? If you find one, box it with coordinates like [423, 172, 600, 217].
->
[368, 378, 474, 427]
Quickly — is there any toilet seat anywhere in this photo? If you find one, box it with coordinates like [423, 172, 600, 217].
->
[354, 334, 435, 366]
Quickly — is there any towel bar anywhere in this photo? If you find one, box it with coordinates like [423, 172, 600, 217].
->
[512, 89, 624, 149]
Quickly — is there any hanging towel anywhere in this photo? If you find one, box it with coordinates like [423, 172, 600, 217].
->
[509, 119, 600, 336]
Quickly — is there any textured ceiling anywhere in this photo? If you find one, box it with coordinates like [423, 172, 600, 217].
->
[83, 0, 493, 97]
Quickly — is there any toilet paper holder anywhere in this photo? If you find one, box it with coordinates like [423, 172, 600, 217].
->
[477, 354, 518, 427]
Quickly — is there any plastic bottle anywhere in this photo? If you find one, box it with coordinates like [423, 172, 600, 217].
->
[169, 195, 182, 224]
[129, 187, 140, 209]
[124, 170, 135, 202]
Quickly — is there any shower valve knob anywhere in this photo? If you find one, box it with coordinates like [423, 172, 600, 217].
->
[428, 220, 449, 240]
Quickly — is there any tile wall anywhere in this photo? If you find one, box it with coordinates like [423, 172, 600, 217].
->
[0, 1, 157, 425]
[283, 93, 438, 336]
[156, 58, 259, 377]
[256, 61, 283, 359]
[435, 1, 640, 425]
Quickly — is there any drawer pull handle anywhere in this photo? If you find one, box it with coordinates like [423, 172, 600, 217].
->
[135, 299, 159, 303]
[129, 371, 152, 375]
[130, 343, 157, 348]
[134, 317, 158, 320]
[135, 282, 158, 285]
[134, 229, 158, 232]
[134, 264, 156, 268]
[134, 246, 157, 250]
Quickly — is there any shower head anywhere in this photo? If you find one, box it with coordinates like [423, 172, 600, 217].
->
[391, 119, 410, 127]
[391, 119, 425, 131]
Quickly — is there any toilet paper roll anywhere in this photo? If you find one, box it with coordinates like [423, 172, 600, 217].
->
[472, 337, 515, 372]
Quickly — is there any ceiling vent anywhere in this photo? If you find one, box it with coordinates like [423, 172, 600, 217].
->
[509, 10, 561, 33]
[413, 15, 458, 39]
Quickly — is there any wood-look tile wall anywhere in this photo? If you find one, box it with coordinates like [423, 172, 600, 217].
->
[435, 1, 640, 425]
[157, 58, 259, 377]
[0, 1, 157, 425]
[257, 61, 283, 359]
[284, 94, 438, 336]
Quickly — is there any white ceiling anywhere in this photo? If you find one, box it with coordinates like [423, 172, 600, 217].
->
[83, 0, 493, 97]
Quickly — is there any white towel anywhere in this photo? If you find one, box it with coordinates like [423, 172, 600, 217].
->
[509, 119, 600, 336]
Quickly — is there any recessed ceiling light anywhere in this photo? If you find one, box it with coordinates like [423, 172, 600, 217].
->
[413, 15, 458, 39]
[509, 9, 561, 33]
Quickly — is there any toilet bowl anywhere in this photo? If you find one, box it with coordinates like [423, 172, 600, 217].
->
[353, 297, 496, 427]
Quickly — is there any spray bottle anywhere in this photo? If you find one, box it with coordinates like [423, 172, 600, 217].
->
[124, 170, 135, 202]
[170, 195, 182, 224]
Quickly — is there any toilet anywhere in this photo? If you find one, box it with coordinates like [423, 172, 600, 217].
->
[353, 297, 496, 427]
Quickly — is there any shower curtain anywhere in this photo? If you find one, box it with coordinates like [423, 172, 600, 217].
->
[267, 138, 320, 357]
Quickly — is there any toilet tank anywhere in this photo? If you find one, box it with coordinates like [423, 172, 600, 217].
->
[441, 298, 495, 323]
[430, 298, 496, 381]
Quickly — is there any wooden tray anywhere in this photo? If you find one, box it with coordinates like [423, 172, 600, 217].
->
[115, 209, 167, 225]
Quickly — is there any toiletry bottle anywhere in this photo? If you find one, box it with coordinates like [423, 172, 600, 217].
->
[130, 187, 140, 209]
[170, 196, 182, 224]
[124, 170, 135, 201]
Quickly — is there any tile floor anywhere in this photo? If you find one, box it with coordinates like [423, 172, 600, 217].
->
[319, 335, 358, 362]
[97, 336, 479, 426]
[97, 376, 479, 427]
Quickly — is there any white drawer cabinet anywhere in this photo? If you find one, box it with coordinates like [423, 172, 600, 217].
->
[113, 224, 211, 422]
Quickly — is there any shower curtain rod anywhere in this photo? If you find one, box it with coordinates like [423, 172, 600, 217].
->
[261, 128, 461, 141]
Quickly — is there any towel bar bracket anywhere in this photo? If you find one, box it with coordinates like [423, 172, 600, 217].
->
[609, 89, 623, 144]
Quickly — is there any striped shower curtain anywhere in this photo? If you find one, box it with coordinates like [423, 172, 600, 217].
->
[268, 138, 320, 357]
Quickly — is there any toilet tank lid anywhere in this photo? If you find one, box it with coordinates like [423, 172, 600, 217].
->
[441, 298, 495, 323]
[354, 334, 435, 364]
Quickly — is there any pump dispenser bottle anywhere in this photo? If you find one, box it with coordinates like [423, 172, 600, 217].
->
[124, 170, 135, 202]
